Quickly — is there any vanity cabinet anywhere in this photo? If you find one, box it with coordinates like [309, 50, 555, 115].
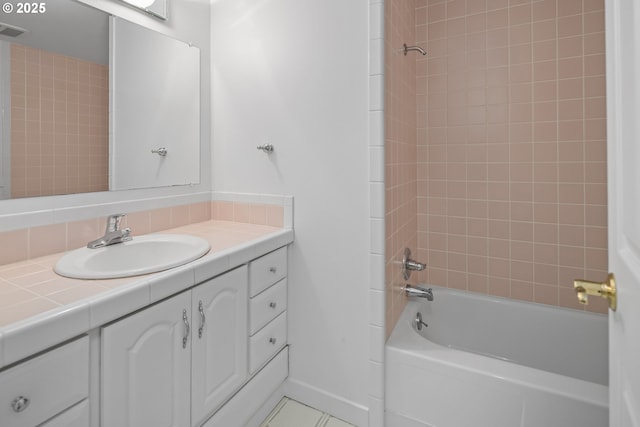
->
[0, 336, 89, 427]
[0, 222, 292, 427]
[101, 266, 248, 427]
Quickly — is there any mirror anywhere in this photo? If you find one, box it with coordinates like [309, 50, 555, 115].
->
[0, 0, 200, 200]
[110, 17, 200, 191]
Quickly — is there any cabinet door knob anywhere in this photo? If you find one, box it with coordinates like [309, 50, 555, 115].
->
[269, 302, 277, 309]
[11, 396, 30, 413]
[269, 267, 277, 273]
[269, 337, 277, 345]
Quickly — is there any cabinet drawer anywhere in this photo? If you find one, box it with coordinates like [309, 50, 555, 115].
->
[249, 278, 287, 335]
[249, 312, 287, 373]
[249, 247, 287, 297]
[0, 336, 89, 427]
[39, 399, 89, 427]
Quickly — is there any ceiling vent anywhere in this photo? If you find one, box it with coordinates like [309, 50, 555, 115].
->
[0, 23, 28, 38]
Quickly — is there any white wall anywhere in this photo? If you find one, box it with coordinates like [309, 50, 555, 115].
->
[212, 0, 371, 423]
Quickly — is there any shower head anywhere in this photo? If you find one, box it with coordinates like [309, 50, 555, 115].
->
[403, 43, 427, 56]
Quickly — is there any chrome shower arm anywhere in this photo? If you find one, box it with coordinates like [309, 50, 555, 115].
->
[403, 43, 427, 56]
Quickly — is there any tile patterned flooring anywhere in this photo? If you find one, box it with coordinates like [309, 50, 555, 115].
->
[260, 398, 356, 427]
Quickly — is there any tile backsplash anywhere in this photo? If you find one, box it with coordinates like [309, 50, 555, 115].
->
[0, 199, 286, 266]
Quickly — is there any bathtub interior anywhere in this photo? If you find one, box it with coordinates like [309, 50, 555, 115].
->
[385, 290, 609, 427]
[412, 286, 608, 385]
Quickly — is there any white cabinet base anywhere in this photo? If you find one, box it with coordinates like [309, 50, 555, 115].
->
[202, 347, 288, 427]
[39, 399, 89, 427]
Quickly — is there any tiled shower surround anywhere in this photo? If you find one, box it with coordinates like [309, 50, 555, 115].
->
[386, 0, 608, 334]
[384, 0, 419, 337]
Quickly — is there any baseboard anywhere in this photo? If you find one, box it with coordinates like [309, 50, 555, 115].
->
[282, 378, 369, 427]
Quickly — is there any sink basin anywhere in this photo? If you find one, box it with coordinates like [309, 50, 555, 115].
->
[54, 234, 211, 279]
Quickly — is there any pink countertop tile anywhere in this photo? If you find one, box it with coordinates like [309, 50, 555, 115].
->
[0, 220, 293, 367]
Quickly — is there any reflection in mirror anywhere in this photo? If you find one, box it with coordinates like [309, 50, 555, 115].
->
[0, 1, 202, 201]
[110, 17, 200, 190]
[0, 1, 109, 199]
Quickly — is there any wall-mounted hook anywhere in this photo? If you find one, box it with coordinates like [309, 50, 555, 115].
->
[257, 143, 274, 153]
[151, 147, 168, 156]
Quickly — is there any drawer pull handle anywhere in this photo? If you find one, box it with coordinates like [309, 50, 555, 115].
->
[269, 267, 277, 273]
[182, 309, 190, 349]
[198, 300, 206, 339]
[11, 396, 30, 413]
[269, 337, 277, 345]
[269, 302, 277, 309]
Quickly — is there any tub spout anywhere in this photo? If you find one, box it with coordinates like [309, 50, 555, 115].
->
[403, 284, 433, 301]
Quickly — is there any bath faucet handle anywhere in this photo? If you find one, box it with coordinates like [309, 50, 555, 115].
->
[405, 259, 426, 271]
[402, 248, 426, 280]
[106, 213, 126, 233]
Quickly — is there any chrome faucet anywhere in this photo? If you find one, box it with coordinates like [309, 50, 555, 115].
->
[402, 248, 426, 280]
[402, 284, 434, 301]
[87, 213, 132, 249]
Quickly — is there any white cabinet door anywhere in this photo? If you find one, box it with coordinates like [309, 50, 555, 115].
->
[191, 266, 248, 427]
[101, 291, 191, 427]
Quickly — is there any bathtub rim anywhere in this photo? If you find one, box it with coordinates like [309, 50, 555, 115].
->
[386, 292, 608, 409]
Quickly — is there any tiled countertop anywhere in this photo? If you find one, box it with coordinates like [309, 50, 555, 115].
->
[0, 220, 293, 369]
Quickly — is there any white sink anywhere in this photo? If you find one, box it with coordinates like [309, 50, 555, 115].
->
[54, 234, 211, 279]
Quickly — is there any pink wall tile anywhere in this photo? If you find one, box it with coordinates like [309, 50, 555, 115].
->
[212, 201, 235, 221]
[210, 201, 285, 227]
[171, 205, 191, 228]
[233, 203, 251, 223]
[385, 0, 418, 337]
[66, 218, 100, 250]
[149, 207, 173, 232]
[385, 0, 608, 331]
[190, 202, 212, 224]
[0, 230, 29, 265]
[10, 44, 108, 198]
[126, 210, 151, 236]
[29, 224, 66, 258]
[265, 205, 285, 228]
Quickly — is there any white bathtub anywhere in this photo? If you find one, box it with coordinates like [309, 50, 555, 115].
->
[385, 286, 609, 427]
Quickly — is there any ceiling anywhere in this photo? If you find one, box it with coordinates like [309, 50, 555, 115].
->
[0, 0, 108, 64]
